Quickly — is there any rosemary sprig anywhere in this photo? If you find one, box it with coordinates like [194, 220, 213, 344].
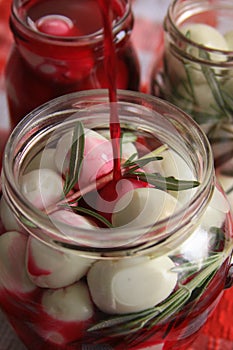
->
[125, 171, 200, 191]
[63, 122, 85, 196]
[123, 144, 168, 169]
[122, 145, 199, 191]
[123, 156, 163, 171]
[88, 252, 224, 337]
[199, 49, 232, 121]
[45, 140, 200, 215]
[122, 152, 138, 167]
[71, 206, 113, 228]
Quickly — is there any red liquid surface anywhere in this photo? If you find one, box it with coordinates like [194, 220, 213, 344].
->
[5, 0, 140, 128]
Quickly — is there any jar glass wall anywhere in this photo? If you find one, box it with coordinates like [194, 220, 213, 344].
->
[0, 90, 232, 349]
[5, 0, 140, 128]
[151, 0, 233, 207]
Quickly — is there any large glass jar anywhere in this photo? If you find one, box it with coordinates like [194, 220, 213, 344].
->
[5, 0, 140, 128]
[151, 0, 233, 207]
[0, 89, 232, 350]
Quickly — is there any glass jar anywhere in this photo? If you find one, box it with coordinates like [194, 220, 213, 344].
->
[151, 0, 233, 207]
[5, 0, 140, 129]
[0, 89, 232, 350]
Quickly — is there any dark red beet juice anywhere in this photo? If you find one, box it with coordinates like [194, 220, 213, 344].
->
[5, 0, 140, 128]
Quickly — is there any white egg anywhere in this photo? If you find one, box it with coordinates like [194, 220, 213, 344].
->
[181, 23, 228, 80]
[112, 186, 179, 229]
[87, 255, 177, 314]
[25, 148, 57, 173]
[42, 281, 94, 321]
[181, 23, 228, 53]
[0, 197, 22, 232]
[201, 186, 230, 230]
[224, 30, 233, 50]
[20, 168, 63, 210]
[26, 235, 96, 288]
[143, 148, 198, 205]
[54, 130, 77, 175]
[167, 24, 228, 86]
[143, 149, 195, 181]
[122, 142, 138, 161]
[0, 231, 36, 294]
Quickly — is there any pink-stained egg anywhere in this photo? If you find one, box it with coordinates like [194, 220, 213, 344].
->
[0, 231, 37, 294]
[96, 178, 150, 221]
[0, 197, 22, 233]
[26, 234, 96, 288]
[35, 15, 75, 37]
[55, 128, 114, 190]
[36, 281, 94, 346]
[0, 231, 39, 321]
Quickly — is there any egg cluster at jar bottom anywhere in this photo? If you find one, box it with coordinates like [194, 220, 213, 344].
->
[0, 115, 232, 350]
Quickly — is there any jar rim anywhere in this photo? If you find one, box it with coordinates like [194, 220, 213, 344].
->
[10, 0, 132, 45]
[166, 0, 233, 61]
[2, 89, 214, 256]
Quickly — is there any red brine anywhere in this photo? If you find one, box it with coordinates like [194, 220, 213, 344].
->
[5, 0, 140, 128]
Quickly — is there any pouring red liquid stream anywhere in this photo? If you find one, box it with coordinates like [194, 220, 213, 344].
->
[98, 0, 122, 181]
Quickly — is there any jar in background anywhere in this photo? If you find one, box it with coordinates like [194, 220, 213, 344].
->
[151, 0, 233, 207]
[0, 89, 232, 349]
[5, 0, 140, 128]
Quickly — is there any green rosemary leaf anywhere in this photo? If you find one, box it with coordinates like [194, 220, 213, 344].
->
[185, 30, 191, 40]
[124, 156, 163, 171]
[63, 122, 85, 195]
[72, 206, 113, 228]
[124, 145, 168, 169]
[199, 49, 231, 120]
[171, 253, 220, 274]
[149, 286, 192, 327]
[127, 172, 200, 191]
[88, 308, 157, 333]
[123, 153, 138, 167]
[88, 252, 223, 337]
[183, 63, 198, 105]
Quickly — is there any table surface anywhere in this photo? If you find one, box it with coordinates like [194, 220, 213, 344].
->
[0, 0, 233, 349]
